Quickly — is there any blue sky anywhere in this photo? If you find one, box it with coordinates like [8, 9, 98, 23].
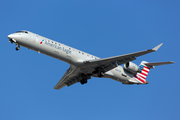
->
[0, 0, 179, 120]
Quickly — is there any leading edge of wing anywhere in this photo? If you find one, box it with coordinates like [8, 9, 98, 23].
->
[83, 43, 163, 67]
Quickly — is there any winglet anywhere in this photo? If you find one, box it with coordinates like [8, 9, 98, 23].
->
[152, 43, 163, 51]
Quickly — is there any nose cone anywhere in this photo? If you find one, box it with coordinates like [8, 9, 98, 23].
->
[145, 80, 149, 84]
[8, 34, 14, 39]
[8, 33, 21, 40]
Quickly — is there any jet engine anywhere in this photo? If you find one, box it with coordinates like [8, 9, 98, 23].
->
[124, 62, 141, 74]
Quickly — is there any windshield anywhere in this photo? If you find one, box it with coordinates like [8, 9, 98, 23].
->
[16, 31, 28, 34]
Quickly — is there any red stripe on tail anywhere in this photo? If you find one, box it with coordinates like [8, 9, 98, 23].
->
[134, 75, 146, 83]
[141, 72, 148, 77]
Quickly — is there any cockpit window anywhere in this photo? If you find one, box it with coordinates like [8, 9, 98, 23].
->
[16, 31, 28, 34]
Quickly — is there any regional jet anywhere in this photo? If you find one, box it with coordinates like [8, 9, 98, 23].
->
[8, 31, 174, 89]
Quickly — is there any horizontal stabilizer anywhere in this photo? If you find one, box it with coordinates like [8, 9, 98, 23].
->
[144, 61, 174, 67]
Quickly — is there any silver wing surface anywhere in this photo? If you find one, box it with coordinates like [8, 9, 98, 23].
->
[54, 65, 81, 90]
[83, 43, 163, 72]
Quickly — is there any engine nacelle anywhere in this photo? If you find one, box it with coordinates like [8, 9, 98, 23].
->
[124, 62, 140, 74]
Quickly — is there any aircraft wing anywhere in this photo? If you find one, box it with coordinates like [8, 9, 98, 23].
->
[83, 43, 163, 72]
[54, 65, 81, 90]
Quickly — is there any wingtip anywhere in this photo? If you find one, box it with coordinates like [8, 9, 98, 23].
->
[169, 61, 175, 64]
[152, 43, 163, 51]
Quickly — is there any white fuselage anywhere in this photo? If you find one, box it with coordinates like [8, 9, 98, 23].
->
[8, 31, 133, 84]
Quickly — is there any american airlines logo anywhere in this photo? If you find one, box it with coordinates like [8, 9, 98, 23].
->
[40, 39, 44, 44]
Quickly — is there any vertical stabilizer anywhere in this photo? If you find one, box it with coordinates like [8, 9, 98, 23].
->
[134, 61, 150, 84]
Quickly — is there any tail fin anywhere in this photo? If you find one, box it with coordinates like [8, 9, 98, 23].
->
[134, 61, 174, 84]
[134, 61, 150, 84]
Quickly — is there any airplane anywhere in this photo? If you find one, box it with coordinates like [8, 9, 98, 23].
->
[8, 30, 174, 90]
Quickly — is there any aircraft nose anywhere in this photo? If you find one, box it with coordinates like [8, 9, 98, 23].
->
[8, 33, 21, 40]
[8, 34, 14, 39]
[145, 80, 149, 84]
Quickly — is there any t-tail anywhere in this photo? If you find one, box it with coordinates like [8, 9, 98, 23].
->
[133, 61, 174, 84]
